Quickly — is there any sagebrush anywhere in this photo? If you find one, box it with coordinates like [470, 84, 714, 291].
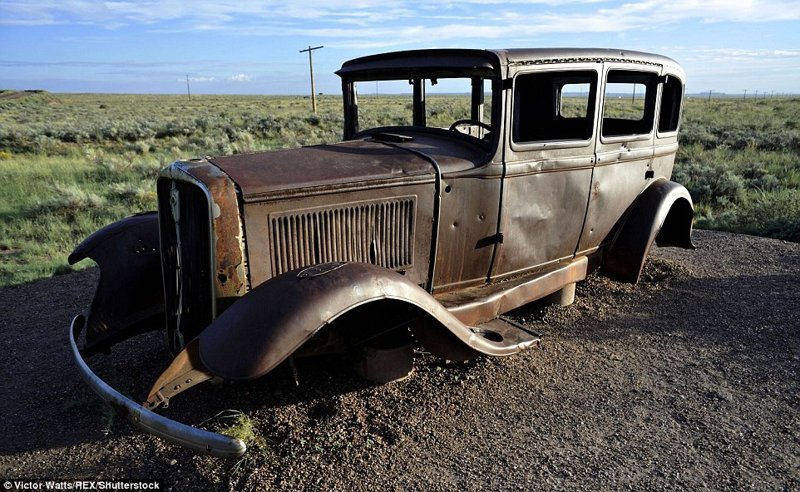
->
[0, 90, 797, 287]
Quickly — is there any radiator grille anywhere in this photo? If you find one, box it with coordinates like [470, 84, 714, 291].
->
[270, 197, 416, 276]
[157, 178, 213, 353]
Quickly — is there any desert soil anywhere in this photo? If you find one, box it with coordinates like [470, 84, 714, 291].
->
[0, 229, 798, 491]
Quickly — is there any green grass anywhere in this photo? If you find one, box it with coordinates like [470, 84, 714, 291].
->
[0, 91, 347, 286]
[0, 90, 798, 287]
[211, 409, 267, 452]
[674, 97, 800, 242]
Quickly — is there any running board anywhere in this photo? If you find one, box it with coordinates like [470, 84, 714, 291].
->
[438, 256, 588, 326]
[471, 317, 541, 351]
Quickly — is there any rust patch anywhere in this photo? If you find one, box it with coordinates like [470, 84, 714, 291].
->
[179, 162, 248, 299]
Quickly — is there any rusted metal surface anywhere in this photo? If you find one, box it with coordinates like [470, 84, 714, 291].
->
[144, 339, 213, 410]
[198, 262, 536, 381]
[164, 160, 248, 300]
[432, 167, 502, 292]
[158, 160, 248, 352]
[492, 167, 594, 280]
[242, 182, 436, 288]
[352, 341, 415, 383]
[577, 158, 653, 254]
[68, 212, 163, 355]
[337, 49, 498, 79]
[210, 135, 488, 203]
[439, 256, 588, 326]
[269, 196, 416, 276]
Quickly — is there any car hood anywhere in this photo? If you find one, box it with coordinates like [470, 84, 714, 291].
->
[209, 135, 485, 202]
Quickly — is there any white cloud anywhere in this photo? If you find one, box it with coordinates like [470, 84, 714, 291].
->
[3, 0, 799, 32]
[3, 0, 800, 90]
[657, 46, 800, 92]
[182, 75, 215, 83]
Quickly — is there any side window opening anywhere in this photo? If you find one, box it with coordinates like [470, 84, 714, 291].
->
[601, 70, 658, 138]
[658, 75, 683, 133]
[513, 70, 597, 143]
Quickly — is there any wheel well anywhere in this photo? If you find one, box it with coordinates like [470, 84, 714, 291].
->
[656, 197, 695, 248]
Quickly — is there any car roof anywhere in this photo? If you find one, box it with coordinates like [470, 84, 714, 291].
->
[338, 48, 684, 79]
[495, 48, 677, 66]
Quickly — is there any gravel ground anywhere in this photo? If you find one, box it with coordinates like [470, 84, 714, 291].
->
[0, 229, 798, 490]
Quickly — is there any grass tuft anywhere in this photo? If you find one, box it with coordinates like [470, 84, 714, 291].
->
[34, 183, 106, 217]
[214, 410, 267, 449]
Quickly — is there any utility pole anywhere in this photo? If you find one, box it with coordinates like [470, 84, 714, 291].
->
[743, 89, 747, 101]
[299, 45, 324, 113]
[186, 74, 191, 100]
[708, 90, 712, 102]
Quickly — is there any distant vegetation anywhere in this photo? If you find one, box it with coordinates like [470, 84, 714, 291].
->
[676, 97, 800, 243]
[0, 90, 798, 287]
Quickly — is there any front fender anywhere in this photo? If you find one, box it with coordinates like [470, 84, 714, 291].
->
[69, 212, 164, 355]
[604, 179, 695, 283]
[198, 262, 523, 381]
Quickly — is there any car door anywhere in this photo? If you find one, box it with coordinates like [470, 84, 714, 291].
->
[576, 64, 661, 254]
[490, 64, 600, 280]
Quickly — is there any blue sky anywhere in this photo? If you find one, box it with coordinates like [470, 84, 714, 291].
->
[1, 0, 799, 95]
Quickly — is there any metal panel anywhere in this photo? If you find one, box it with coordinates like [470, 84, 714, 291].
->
[577, 63, 662, 253]
[492, 167, 593, 279]
[576, 160, 651, 253]
[433, 166, 503, 293]
[244, 184, 434, 288]
[208, 136, 486, 202]
[491, 62, 600, 279]
[269, 197, 416, 276]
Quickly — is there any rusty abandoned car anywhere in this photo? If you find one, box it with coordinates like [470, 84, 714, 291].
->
[69, 48, 695, 457]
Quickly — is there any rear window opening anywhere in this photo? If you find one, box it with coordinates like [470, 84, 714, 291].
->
[658, 75, 683, 134]
[601, 70, 658, 138]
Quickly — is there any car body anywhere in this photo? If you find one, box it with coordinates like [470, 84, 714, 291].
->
[69, 48, 694, 457]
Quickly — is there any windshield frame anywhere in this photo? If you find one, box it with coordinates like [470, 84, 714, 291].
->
[340, 68, 501, 152]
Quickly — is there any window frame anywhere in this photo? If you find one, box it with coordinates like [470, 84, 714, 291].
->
[598, 68, 660, 144]
[509, 67, 600, 152]
[656, 73, 684, 137]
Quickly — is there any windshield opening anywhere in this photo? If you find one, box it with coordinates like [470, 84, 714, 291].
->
[346, 75, 495, 145]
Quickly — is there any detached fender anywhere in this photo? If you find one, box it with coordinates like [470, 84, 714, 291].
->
[604, 179, 695, 283]
[198, 262, 522, 381]
[69, 212, 164, 355]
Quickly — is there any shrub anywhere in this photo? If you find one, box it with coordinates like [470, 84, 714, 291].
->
[34, 184, 106, 218]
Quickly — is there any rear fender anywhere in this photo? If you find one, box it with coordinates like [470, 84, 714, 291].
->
[197, 262, 522, 381]
[69, 212, 164, 355]
[604, 180, 695, 283]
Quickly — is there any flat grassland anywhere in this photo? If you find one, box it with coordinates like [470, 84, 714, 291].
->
[0, 90, 798, 287]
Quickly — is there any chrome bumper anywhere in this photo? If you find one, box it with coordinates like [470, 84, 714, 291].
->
[69, 315, 246, 458]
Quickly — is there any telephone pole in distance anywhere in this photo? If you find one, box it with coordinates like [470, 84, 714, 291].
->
[300, 45, 324, 113]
